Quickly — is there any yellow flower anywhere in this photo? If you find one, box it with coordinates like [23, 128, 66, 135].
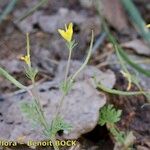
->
[58, 22, 73, 42]
[146, 24, 150, 28]
[120, 70, 132, 91]
[20, 55, 30, 65]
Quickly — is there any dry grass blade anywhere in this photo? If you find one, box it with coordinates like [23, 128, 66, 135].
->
[17, 0, 48, 22]
[0, 0, 18, 23]
[121, 0, 150, 43]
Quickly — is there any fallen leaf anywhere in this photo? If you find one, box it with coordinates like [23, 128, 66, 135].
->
[96, 0, 129, 32]
[122, 39, 150, 56]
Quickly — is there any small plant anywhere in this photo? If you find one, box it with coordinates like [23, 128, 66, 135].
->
[99, 104, 124, 144]
[99, 105, 135, 149]
[99, 104, 122, 126]
[0, 23, 94, 150]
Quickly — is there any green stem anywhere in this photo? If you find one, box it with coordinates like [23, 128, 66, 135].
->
[30, 81, 49, 130]
[96, 82, 150, 96]
[121, 0, 150, 43]
[51, 136, 59, 150]
[118, 46, 150, 77]
[115, 45, 128, 74]
[29, 76, 58, 150]
[101, 16, 150, 77]
[55, 94, 66, 117]
[65, 46, 72, 84]
[71, 31, 94, 82]
[54, 42, 73, 119]
[107, 124, 124, 144]
[0, 67, 26, 90]
[26, 33, 31, 68]
[53, 42, 73, 121]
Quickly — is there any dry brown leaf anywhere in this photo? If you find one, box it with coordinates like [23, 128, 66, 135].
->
[137, 146, 150, 150]
[97, 0, 129, 32]
[122, 39, 150, 56]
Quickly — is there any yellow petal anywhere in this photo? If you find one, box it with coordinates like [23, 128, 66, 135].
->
[20, 55, 30, 65]
[127, 81, 131, 91]
[58, 29, 71, 42]
[58, 22, 73, 42]
[58, 29, 65, 37]
[67, 22, 73, 41]
[146, 24, 150, 28]
[68, 23, 73, 32]
[20, 56, 25, 60]
[58, 29, 69, 42]
[120, 70, 132, 91]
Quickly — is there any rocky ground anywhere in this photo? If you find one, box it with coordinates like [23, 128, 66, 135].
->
[0, 0, 150, 150]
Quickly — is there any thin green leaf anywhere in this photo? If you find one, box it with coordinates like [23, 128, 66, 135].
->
[96, 81, 150, 96]
[50, 116, 72, 136]
[117, 46, 150, 77]
[21, 101, 40, 124]
[99, 104, 122, 126]
[102, 19, 150, 77]
[121, 0, 150, 43]
[18, 0, 48, 21]
[71, 30, 94, 81]
[0, 0, 18, 23]
[0, 67, 26, 89]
